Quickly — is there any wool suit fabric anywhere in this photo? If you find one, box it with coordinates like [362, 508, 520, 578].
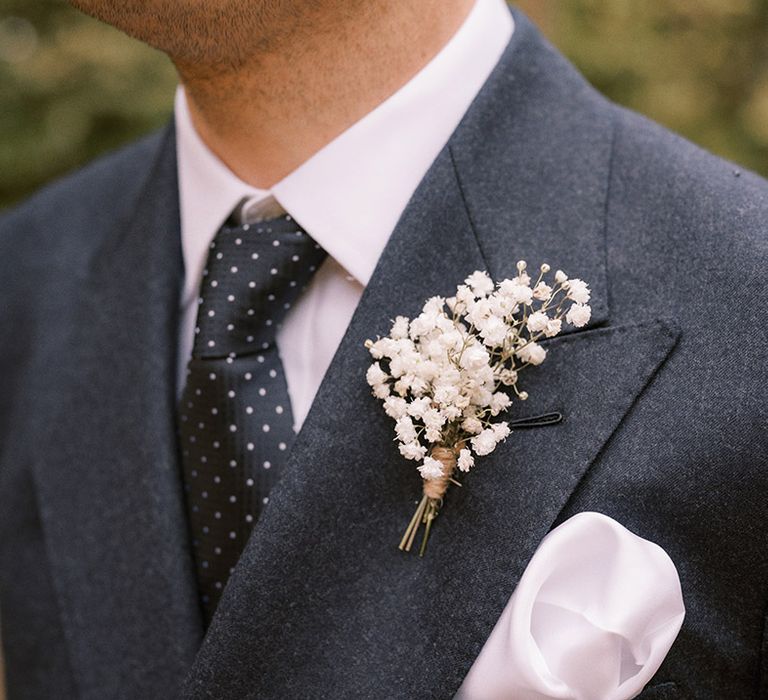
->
[0, 8, 766, 699]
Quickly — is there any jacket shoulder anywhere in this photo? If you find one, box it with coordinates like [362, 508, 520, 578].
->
[0, 126, 170, 275]
[605, 105, 767, 332]
[609, 105, 768, 252]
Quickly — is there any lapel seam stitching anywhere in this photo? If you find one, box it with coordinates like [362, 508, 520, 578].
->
[544, 318, 680, 350]
[448, 143, 493, 275]
[598, 110, 619, 321]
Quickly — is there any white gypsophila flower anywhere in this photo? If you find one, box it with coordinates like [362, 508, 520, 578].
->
[488, 291, 514, 318]
[492, 422, 511, 442]
[414, 358, 440, 383]
[498, 278, 533, 305]
[533, 281, 552, 301]
[424, 427, 443, 443]
[418, 456, 445, 480]
[457, 448, 475, 473]
[383, 396, 408, 419]
[443, 405, 462, 421]
[407, 351, 430, 378]
[566, 303, 592, 328]
[459, 343, 491, 371]
[437, 364, 462, 388]
[399, 441, 427, 461]
[410, 376, 429, 396]
[465, 297, 491, 328]
[566, 278, 591, 304]
[477, 366, 497, 389]
[454, 392, 471, 410]
[471, 428, 498, 456]
[372, 383, 390, 399]
[422, 337, 443, 360]
[555, 270, 568, 284]
[423, 296, 446, 315]
[386, 340, 416, 373]
[394, 376, 418, 398]
[434, 383, 460, 406]
[416, 301, 445, 335]
[470, 385, 493, 408]
[383, 337, 407, 359]
[461, 415, 483, 434]
[366, 362, 388, 387]
[367, 341, 384, 360]
[489, 391, 511, 415]
[395, 416, 418, 444]
[438, 328, 464, 352]
[477, 363, 497, 388]
[422, 408, 446, 431]
[513, 284, 534, 305]
[544, 318, 562, 338]
[526, 310, 550, 333]
[479, 315, 508, 347]
[407, 396, 432, 419]
[397, 336, 418, 355]
[388, 354, 406, 379]
[409, 309, 439, 339]
[455, 284, 475, 307]
[516, 341, 547, 366]
[390, 316, 409, 340]
[370, 338, 390, 358]
[465, 270, 495, 296]
[497, 368, 518, 386]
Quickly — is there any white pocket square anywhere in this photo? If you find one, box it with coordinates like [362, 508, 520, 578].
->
[456, 512, 685, 700]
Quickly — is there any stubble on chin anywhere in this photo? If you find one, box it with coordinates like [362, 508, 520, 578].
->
[65, 0, 305, 72]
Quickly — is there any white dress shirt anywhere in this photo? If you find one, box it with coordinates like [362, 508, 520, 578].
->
[175, 0, 514, 429]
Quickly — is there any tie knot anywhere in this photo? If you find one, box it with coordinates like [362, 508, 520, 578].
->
[193, 214, 327, 358]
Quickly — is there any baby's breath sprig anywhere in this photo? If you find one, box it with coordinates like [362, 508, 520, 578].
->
[365, 263, 591, 556]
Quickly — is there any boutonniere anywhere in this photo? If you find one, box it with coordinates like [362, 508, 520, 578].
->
[364, 262, 591, 556]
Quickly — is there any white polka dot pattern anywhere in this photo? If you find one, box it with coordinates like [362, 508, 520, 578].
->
[178, 213, 327, 624]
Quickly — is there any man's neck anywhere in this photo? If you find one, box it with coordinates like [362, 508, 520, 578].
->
[175, 0, 475, 189]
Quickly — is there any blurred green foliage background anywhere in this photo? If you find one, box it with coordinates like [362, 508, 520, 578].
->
[1, 0, 768, 211]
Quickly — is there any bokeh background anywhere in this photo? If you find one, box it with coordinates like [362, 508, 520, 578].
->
[1, 0, 767, 692]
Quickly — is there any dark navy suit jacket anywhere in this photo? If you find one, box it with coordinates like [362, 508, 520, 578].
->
[1, 10, 766, 700]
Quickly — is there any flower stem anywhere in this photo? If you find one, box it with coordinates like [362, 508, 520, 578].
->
[399, 495, 428, 552]
[399, 445, 460, 555]
[419, 500, 438, 557]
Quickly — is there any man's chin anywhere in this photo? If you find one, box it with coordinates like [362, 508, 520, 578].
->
[63, 0, 270, 68]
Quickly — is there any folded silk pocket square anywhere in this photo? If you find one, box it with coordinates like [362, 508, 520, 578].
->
[456, 512, 685, 700]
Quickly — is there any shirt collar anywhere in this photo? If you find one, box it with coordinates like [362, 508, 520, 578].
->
[176, 0, 514, 305]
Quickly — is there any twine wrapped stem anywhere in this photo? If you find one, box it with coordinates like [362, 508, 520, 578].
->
[399, 444, 462, 556]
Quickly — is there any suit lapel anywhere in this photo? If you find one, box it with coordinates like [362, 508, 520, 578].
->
[183, 12, 681, 698]
[31, 127, 203, 697]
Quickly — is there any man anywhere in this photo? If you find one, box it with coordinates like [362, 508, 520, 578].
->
[0, 0, 766, 697]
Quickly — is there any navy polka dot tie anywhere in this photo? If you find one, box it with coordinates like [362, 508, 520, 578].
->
[178, 213, 327, 624]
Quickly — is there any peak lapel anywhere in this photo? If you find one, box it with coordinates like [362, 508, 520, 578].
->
[30, 127, 203, 698]
[183, 10, 681, 699]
